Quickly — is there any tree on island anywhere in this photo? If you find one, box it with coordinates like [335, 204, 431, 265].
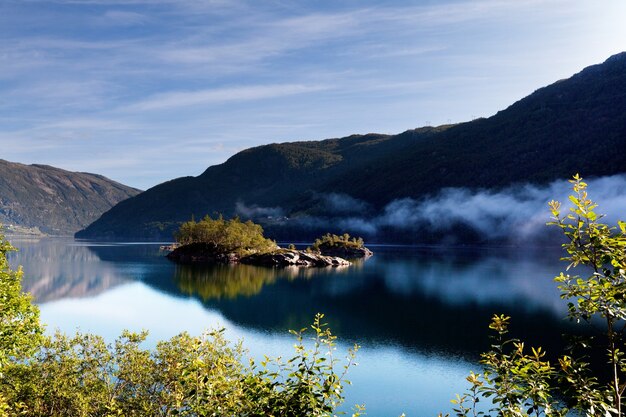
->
[308, 233, 371, 259]
[310, 233, 365, 251]
[174, 214, 277, 256]
[170, 217, 364, 266]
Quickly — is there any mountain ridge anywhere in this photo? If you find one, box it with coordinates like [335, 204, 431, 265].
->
[0, 160, 141, 235]
[77, 52, 626, 241]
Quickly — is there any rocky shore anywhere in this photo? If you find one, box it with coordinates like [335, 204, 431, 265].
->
[241, 250, 350, 267]
[165, 242, 355, 268]
[317, 245, 373, 259]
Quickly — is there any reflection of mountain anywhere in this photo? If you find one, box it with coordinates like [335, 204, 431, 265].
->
[10, 238, 130, 302]
[141, 246, 581, 359]
[191, 264, 576, 360]
[19, 240, 585, 360]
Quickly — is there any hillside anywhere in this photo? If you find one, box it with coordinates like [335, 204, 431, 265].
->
[0, 160, 140, 235]
[77, 52, 626, 241]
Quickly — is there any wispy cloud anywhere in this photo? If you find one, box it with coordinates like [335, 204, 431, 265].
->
[126, 84, 329, 111]
[0, 0, 622, 189]
[101, 10, 151, 26]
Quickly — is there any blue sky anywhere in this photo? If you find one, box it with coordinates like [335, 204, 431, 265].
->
[1, 0, 625, 190]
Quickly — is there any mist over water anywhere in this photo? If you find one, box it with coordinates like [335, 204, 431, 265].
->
[260, 174, 626, 244]
[372, 174, 626, 240]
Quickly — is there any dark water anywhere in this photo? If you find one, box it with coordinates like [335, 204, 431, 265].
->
[8, 238, 577, 416]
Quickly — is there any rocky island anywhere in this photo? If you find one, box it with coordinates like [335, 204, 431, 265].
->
[165, 216, 371, 268]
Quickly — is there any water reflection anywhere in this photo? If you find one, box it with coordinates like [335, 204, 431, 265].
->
[11, 240, 579, 360]
[174, 264, 282, 299]
[10, 240, 582, 416]
[9, 238, 130, 302]
[173, 261, 362, 300]
[159, 247, 571, 357]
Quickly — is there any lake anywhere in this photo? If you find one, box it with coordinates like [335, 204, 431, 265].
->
[8, 238, 576, 416]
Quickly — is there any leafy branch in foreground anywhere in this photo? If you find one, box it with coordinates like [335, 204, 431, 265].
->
[0, 231, 360, 416]
[445, 314, 565, 417]
[0, 237, 42, 374]
[443, 175, 626, 417]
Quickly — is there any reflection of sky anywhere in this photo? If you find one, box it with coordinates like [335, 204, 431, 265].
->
[9, 238, 131, 301]
[12, 240, 576, 415]
[318, 248, 568, 318]
[381, 253, 565, 316]
[40, 282, 471, 417]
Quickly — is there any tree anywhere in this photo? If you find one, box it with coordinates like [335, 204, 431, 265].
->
[0, 232, 42, 372]
[0, 227, 359, 416]
[174, 215, 276, 256]
[310, 233, 365, 252]
[0, 232, 42, 416]
[446, 175, 626, 417]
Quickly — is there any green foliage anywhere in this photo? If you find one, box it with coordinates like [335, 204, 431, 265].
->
[310, 233, 365, 252]
[447, 315, 565, 417]
[0, 227, 360, 416]
[174, 214, 276, 256]
[2, 317, 360, 416]
[445, 175, 626, 417]
[549, 174, 626, 415]
[244, 314, 361, 416]
[0, 233, 42, 374]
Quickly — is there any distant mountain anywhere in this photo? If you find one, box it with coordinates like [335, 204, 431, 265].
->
[77, 52, 626, 242]
[0, 160, 140, 235]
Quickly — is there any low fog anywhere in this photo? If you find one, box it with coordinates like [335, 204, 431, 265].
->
[241, 175, 626, 244]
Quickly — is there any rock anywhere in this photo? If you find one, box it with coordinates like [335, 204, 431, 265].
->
[166, 242, 241, 264]
[317, 245, 373, 259]
[167, 244, 351, 268]
[160, 243, 180, 252]
[240, 250, 350, 268]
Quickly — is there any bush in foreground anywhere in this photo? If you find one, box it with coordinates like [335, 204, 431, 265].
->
[0, 233, 360, 416]
[445, 175, 626, 417]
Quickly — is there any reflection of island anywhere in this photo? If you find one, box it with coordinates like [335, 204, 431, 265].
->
[15, 240, 587, 360]
[164, 247, 586, 360]
[174, 262, 363, 300]
[175, 264, 281, 299]
[10, 238, 130, 302]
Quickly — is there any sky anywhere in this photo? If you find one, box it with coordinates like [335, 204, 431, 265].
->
[1, 0, 625, 190]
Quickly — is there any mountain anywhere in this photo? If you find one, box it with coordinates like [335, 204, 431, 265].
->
[0, 160, 140, 235]
[77, 52, 626, 242]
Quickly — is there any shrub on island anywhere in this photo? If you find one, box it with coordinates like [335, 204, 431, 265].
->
[309, 233, 373, 259]
[174, 215, 277, 256]
[168, 216, 354, 267]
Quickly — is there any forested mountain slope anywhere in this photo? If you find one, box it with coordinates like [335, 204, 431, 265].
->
[77, 52, 626, 241]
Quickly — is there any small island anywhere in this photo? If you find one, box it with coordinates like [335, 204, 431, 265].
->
[165, 215, 372, 268]
[310, 233, 373, 259]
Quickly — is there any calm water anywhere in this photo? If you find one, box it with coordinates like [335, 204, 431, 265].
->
[8, 238, 576, 416]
